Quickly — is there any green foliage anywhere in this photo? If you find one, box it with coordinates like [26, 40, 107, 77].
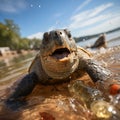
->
[4, 19, 20, 36]
[19, 38, 30, 50]
[0, 19, 41, 50]
[0, 23, 14, 48]
[29, 38, 42, 50]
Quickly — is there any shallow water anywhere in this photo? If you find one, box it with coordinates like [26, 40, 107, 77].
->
[0, 33, 120, 120]
[0, 53, 35, 85]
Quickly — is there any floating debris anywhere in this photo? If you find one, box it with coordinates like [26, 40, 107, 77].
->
[91, 100, 112, 119]
[68, 80, 103, 108]
[109, 84, 120, 95]
[90, 100, 120, 119]
[68, 80, 120, 119]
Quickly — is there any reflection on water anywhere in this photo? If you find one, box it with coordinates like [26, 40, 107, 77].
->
[0, 53, 35, 88]
[0, 52, 35, 67]
[0, 32, 120, 120]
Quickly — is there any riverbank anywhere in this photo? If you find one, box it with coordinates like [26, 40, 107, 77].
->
[0, 49, 36, 61]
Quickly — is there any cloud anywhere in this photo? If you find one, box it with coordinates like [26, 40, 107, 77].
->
[48, 26, 56, 31]
[27, 32, 43, 39]
[81, 15, 120, 35]
[70, 14, 111, 30]
[74, 0, 92, 12]
[0, 0, 27, 13]
[73, 15, 120, 36]
[69, 3, 113, 30]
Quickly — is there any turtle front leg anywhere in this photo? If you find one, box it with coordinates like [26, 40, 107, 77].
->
[83, 59, 111, 83]
[82, 59, 120, 95]
[82, 59, 112, 93]
[5, 72, 38, 110]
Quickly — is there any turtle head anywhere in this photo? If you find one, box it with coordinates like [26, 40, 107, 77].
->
[40, 29, 79, 79]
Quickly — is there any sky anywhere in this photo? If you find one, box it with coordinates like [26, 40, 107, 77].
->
[0, 0, 120, 39]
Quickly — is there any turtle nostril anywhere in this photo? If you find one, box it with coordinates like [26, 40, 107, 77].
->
[55, 31, 62, 37]
[60, 32, 62, 35]
[55, 32, 58, 37]
[55, 32, 59, 38]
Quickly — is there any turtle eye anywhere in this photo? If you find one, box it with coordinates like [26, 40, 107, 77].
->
[43, 32, 49, 40]
[43, 32, 49, 44]
[67, 32, 71, 38]
[64, 29, 72, 38]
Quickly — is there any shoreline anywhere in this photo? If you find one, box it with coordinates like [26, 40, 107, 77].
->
[0, 49, 36, 61]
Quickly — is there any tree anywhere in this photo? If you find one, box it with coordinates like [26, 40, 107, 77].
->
[0, 19, 22, 50]
[0, 23, 12, 47]
[29, 38, 41, 50]
[0, 19, 42, 50]
[19, 38, 30, 50]
[0, 22, 20, 50]
[4, 19, 20, 36]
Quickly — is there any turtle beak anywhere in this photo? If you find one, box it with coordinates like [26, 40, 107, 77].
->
[50, 47, 70, 60]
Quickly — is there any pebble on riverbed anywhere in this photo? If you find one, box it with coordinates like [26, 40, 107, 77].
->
[39, 112, 55, 120]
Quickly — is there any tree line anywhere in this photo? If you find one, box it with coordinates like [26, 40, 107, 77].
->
[0, 19, 41, 50]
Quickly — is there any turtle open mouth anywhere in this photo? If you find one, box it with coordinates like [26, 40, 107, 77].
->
[50, 48, 70, 60]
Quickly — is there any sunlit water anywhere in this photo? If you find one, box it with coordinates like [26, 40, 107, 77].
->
[0, 31, 120, 120]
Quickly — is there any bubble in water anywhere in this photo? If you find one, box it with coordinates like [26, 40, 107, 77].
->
[110, 94, 120, 110]
[91, 101, 112, 118]
[57, 99, 69, 111]
[38, 5, 41, 8]
[100, 47, 106, 54]
[91, 100, 120, 119]
[69, 98, 77, 112]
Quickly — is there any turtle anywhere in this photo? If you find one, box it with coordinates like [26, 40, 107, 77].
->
[5, 29, 119, 110]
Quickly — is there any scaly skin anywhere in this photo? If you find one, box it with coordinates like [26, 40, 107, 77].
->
[5, 29, 112, 110]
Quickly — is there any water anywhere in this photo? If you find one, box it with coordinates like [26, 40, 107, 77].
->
[0, 53, 35, 87]
[0, 31, 120, 120]
[78, 30, 120, 47]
